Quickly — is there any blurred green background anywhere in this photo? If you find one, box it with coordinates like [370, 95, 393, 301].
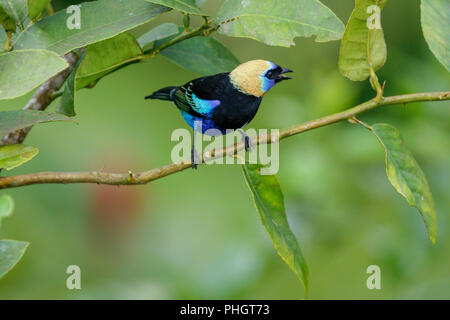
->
[0, 0, 449, 299]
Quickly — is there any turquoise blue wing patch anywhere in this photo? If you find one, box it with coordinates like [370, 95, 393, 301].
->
[187, 90, 220, 116]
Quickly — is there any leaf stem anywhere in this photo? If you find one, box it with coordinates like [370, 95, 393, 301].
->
[0, 91, 448, 189]
[4, 32, 12, 51]
[46, 3, 55, 16]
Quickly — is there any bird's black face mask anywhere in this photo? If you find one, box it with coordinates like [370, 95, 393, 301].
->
[266, 67, 293, 83]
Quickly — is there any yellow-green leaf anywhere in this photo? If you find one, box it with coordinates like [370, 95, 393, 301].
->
[0, 49, 69, 100]
[371, 123, 437, 243]
[338, 0, 389, 81]
[155, 30, 239, 75]
[0, 194, 14, 230]
[0, 240, 29, 279]
[0, 144, 38, 170]
[0, 27, 6, 48]
[421, 0, 450, 71]
[242, 164, 309, 294]
[57, 49, 86, 116]
[27, 0, 51, 20]
[0, 110, 73, 135]
[14, 0, 170, 55]
[145, 0, 203, 15]
[76, 33, 143, 90]
[216, 0, 345, 47]
[137, 22, 178, 50]
[0, 3, 16, 33]
[0, 0, 27, 30]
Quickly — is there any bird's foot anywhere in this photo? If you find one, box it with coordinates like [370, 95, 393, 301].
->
[239, 129, 254, 152]
[191, 146, 201, 170]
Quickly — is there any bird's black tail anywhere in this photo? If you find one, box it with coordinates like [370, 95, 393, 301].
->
[145, 86, 177, 101]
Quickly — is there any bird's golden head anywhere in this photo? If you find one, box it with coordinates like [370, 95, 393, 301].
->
[229, 60, 292, 97]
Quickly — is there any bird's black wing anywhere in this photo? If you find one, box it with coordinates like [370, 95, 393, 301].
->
[172, 73, 230, 117]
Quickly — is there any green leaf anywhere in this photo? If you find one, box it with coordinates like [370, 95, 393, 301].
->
[338, 0, 389, 81]
[57, 49, 86, 116]
[215, 0, 345, 47]
[0, 3, 16, 33]
[0, 0, 28, 30]
[421, 0, 450, 71]
[0, 28, 6, 47]
[0, 49, 69, 100]
[27, 0, 51, 20]
[156, 33, 239, 75]
[0, 194, 14, 230]
[0, 110, 73, 135]
[0, 144, 38, 170]
[145, 0, 203, 15]
[14, 0, 170, 55]
[137, 22, 179, 49]
[0, 240, 29, 279]
[242, 164, 309, 293]
[0, 194, 13, 218]
[370, 123, 437, 243]
[76, 33, 143, 90]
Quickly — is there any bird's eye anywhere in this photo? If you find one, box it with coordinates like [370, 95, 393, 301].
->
[266, 71, 274, 79]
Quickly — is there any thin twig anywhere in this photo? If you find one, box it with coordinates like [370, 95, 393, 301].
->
[78, 20, 217, 89]
[141, 21, 214, 59]
[0, 91, 448, 189]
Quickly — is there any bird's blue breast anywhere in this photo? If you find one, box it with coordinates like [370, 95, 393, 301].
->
[180, 111, 225, 135]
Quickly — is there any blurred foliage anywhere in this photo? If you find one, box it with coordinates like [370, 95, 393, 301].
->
[0, 0, 448, 299]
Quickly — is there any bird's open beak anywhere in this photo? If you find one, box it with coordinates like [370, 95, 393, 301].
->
[276, 67, 293, 82]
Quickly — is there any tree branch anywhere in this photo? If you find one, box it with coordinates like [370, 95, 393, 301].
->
[0, 91, 448, 189]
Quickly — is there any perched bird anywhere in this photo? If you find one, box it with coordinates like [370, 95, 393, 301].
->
[145, 59, 292, 168]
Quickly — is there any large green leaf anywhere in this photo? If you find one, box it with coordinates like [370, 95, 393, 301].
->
[14, 0, 170, 55]
[137, 22, 178, 49]
[155, 33, 239, 75]
[421, 0, 450, 71]
[0, 144, 38, 170]
[27, 0, 51, 20]
[76, 33, 143, 90]
[0, 49, 68, 100]
[215, 0, 345, 47]
[57, 49, 86, 116]
[0, 0, 27, 30]
[0, 110, 73, 135]
[0, 194, 14, 230]
[242, 164, 309, 293]
[370, 123, 437, 243]
[0, 240, 29, 279]
[338, 0, 389, 81]
[145, 0, 203, 15]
